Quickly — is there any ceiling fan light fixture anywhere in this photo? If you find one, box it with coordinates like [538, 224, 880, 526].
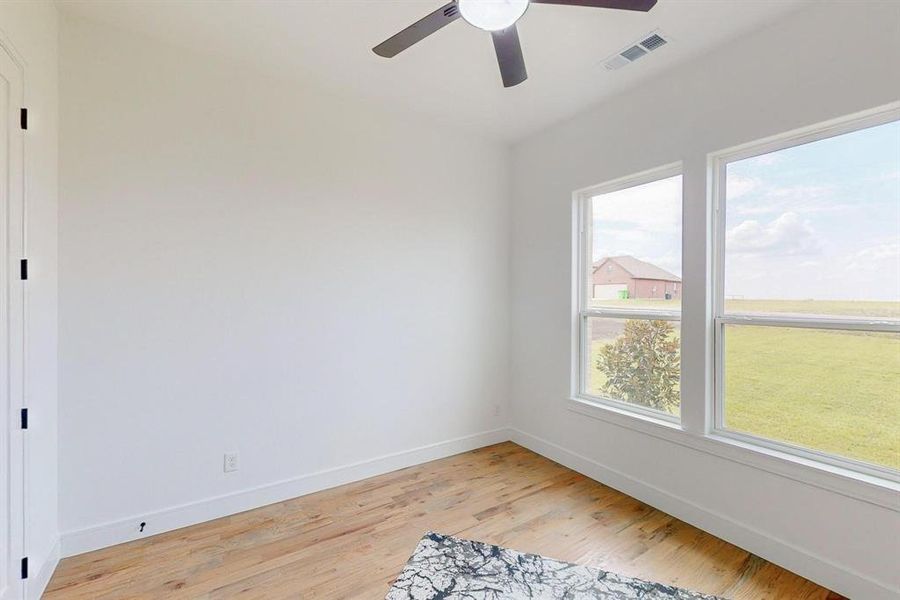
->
[372, 0, 659, 87]
[457, 0, 529, 32]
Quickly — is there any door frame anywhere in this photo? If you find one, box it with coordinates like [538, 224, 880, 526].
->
[0, 31, 26, 600]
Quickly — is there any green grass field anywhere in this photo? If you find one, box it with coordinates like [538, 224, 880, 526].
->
[587, 299, 900, 470]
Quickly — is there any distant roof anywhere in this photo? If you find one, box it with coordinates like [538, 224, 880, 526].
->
[594, 255, 681, 282]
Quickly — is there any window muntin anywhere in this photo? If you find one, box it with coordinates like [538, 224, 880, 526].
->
[715, 115, 900, 475]
[578, 169, 683, 419]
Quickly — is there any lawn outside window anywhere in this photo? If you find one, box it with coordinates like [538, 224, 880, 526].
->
[574, 164, 684, 422]
[711, 104, 900, 481]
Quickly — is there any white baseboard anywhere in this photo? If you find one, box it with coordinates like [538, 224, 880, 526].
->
[61, 427, 511, 558]
[0, 581, 20, 600]
[509, 427, 898, 600]
[26, 538, 60, 600]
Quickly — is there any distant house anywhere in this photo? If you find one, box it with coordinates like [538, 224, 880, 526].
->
[592, 256, 681, 300]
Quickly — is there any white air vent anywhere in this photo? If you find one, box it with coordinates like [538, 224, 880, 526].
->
[603, 30, 670, 71]
[603, 54, 630, 70]
[620, 45, 647, 62]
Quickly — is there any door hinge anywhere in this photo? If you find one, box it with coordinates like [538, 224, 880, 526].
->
[20, 557, 28, 579]
[20, 258, 27, 280]
[20, 408, 28, 430]
[20, 108, 28, 130]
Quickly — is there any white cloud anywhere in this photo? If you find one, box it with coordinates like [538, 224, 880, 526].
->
[768, 184, 835, 200]
[591, 175, 681, 233]
[730, 184, 846, 216]
[726, 176, 759, 199]
[727, 212, 821, 255]
[594, 229, 656, 263]
[842, 242, 900, 273]
[744, 153, 782, 167]
[877, 169, 900, 183]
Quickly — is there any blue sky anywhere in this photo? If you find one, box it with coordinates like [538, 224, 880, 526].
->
[592, 119, 900, 302]
[725, 120, 899, 302]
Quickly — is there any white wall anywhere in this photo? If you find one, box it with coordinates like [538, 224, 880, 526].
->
[53, 2, 900, 598]
[58, 14, 509, 552]
[510, 2, 900, 599]
[0, 2, 59, 598]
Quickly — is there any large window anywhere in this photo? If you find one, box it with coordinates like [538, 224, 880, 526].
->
[572, 107, 898, 491]
[576, 166, 683, 419]
[713, 112, 900, 475]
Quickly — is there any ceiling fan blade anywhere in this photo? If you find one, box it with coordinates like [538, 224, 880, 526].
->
[373, 2, 461, 58]
[530, 0, 657, 11]
[491, 25, 527, 88]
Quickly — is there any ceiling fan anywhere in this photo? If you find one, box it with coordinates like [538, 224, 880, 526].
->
[373, 0, 658, 88]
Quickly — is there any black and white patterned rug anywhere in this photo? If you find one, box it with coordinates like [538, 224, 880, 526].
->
[386, 532, 726, 599]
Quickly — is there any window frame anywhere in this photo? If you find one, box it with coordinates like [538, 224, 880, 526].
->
[710, 105, 900, 482]
[573, 162, 684, 424]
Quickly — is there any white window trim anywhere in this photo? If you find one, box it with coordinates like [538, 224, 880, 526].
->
[567, 395, 900, 511]
[709, 102, 900, 485]
[566, 103, 900, 512]
[571, 163, 683, 424]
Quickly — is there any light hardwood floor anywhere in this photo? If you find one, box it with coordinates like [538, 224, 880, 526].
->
[45, 442, 843, 599]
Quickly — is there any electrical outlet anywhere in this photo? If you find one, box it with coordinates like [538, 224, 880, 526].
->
[224, 452, 239, 473]
[493, 404, 501, 417]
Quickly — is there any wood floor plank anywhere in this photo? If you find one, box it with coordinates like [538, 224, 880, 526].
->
[44, 442, 842, 599]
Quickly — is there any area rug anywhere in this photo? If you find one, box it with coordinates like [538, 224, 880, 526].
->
[385, 532, 726, 599]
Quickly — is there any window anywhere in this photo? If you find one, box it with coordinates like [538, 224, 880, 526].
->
[714, 111, 900, 476]
[576, 166, 683, 420]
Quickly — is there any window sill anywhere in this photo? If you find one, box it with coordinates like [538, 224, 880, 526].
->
[567, 396, 900, 511]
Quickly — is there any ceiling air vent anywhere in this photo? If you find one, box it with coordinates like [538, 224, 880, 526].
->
[639, 33, 667, 51]
[603, 30, 670, 70]
[620, 45, 647, 62]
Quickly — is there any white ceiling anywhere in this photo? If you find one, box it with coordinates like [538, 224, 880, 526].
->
[56, 0, 811, 142]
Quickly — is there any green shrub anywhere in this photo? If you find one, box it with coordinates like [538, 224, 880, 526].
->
[595, 320, 680, 412]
